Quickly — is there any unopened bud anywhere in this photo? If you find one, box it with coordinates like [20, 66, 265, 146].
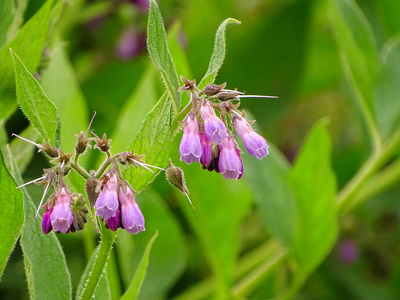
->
[85, 171, 100, 207]
[200, 82, 226, 96]
[166, 161, 189, 194]
[92, 131, 111, 153]
[75, 131, 92, 154]
[42, 140, 59, 157]
[70, 193, 88, 231]
[214, 91, 242, 101]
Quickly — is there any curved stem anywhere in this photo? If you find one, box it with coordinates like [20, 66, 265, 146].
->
[71, 161, 90, 179]
[95, 158, 111, 178]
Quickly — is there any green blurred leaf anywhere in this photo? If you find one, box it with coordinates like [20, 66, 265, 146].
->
[147, 0, 180, 111]
[116, 190, 185, 300]
[329, 0, 378, 144]
[75, 246, 111, 300]
[0, 0, 14, 47]
[0, 0, 53, 91]
[3, 147, 71, 300]
[374, 36, 400, 139]
[290, 120, 337, 274]
[0, 151, 24, 278]
[243, 144, 297, 252]
[123, 93, 172, 192]
[11, 50, 61, 147]
[120, 231, 158, 300]
[9, 125, 40, 174]
[198, 18, 241, 90]
[378, 0, 400, 37]
[41, 39, 88, 152]
[178, 165, 251, 299]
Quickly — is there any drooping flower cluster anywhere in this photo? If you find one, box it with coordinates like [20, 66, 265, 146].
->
[178, 77, 272, 180]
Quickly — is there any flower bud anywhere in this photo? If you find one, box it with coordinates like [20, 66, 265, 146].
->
[70, 193, 88, 231]
[179, 113, 202, 165]
[75, 131, 92, 154]
[95, 171, 119, 220]
[106, 209, 121, 231]
[200, 101, 228, 144]
[50, 185, 74, 233]
[93, 132, 111, 153]
[42, 204, 53, 234]
[218, 136, 243, 180]
[85, 171, 100, 208]
[42, 140, 59, 158]
[119, 186, 145, 234]
[200, 82, 226, 96]
[199, 132, 212, 167]
[166, 161, 189, 195]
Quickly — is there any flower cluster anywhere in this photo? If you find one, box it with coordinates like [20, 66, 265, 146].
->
[13, 116, 155, 235]
[178, 77, 272, 180]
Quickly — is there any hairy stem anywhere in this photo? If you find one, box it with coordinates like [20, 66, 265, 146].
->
[71, 161, 90, 179]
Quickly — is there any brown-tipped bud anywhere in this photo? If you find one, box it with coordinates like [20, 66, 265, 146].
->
[75, 131, 92, 154]
[214, 91, 242, 101]
[200, 82, 227, 96]
[85, 171, 100, 207]
[50, 148, 73, 165]
[41, 140, 59, 157]
[117, 150, 145, 168]
[93, 132, 111, 153]
[70, 193, 88, 231]
[166, 161, 189, 195]
[178, 76, 200, 93]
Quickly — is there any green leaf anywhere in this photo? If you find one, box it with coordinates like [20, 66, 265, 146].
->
[120, 231, 158, 300]
[41, 39, 88, 152]
[243, 144, 297, 252]
[0, 151, 24, 278]
[329, 0, 379, 144]
[290, 120, 338, 274]
[123, 93, 172, 192]
[116, 190, 185, 300]
[198, 18, 241, 90]
[11, 50, 61, 147]
[75, 246, 111, 300]
[0, 0, 53, 91]
[147, 0, 180, 112]
[9, 125, 40, 174]
[3, 147, 71, 300]
[374, 36, 400, 139]
[0, 0, 14, 47]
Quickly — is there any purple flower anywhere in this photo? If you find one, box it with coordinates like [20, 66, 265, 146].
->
[179, 113, 202, 164]
[106, 209, 121, 231]
[199, 132, 212, 166]
[200, 101, 228, 144]
[233, 116, 269, 159]
[218, 136, 243, 180]
[42, 204, 53, 234]
[50, 187, 74, 234]
[95, 171, 119, 220]
[119, 187, 145, 234]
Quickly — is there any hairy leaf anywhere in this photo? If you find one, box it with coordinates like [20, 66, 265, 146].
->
[11, 50, 61, 147]
[120, 231, 158, 300]
[147, 0, 180, 110]
[0, 151, 24, 278]
[198, 18, 241, 90]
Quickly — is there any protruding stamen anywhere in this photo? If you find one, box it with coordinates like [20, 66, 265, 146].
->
[184, 193, 195, 210]
[142, 163, 166, 171]
[85, 111, 97, 138]
[17, 175, 46, 188]
[12, 133, 42, 148]
[35, 181, 51, 219]
[90, 129, 100, 140]
[238, 95, 278, 99]
[134, 161, 155, 173]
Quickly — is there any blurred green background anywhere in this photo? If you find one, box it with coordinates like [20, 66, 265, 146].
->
[1, 0, 400, 299]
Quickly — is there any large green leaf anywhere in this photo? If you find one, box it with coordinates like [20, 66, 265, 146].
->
[147, 0, 180, 111]
[120, 232, 158, 300]
[0, 0, 14, 47]
[116, 190, 185, 300]
[3, 147, 71, 300]
[123, 93, 172, 192]
[374, 36, 400, 139]
[329, 0, 378, 144]
[0, 151, 24, 278]
[11, 50, 61, 147]
[41, 39, 88, 153]
[0, 0, 53, 91]
[198, 18, 241, 90]
[290, 121, 337, 274]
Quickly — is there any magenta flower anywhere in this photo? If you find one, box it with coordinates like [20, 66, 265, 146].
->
[218, 136, 243, 180]
[199, 132, 212, 166]
[179, 113, 202, 164]
[95, 171, 119, 220]
[233, 116, 269, 159]
[119, 187, 145, 234]
[42, 204, 53, 234]
[50, 186, 74, 233]
[106, 209, 121, 231]
[200, 101, 228, 144]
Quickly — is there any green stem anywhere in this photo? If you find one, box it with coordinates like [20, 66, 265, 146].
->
[95, 158, 111, 178]
[171, 102, 193, 137]
[71, 161, 90, 179]
[79, 223, 116, 300]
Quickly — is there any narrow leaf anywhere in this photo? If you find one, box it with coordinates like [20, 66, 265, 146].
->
[0, 151, 24, 278]
[147, 0, 180, 111]
[120, 231, 158, 300]
[290, 120, 338, 274]
[374, 36, 400, 139]
[11, 50, 61, 147]
[3, 147, 71, 300]
[198, 18, 241, 90]
[123, 93, 172, 192]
